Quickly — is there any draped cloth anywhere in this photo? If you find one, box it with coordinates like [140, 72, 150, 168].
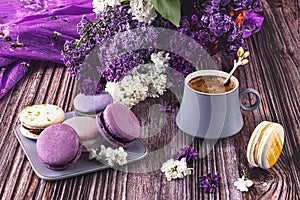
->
[0, 0, 95, 99]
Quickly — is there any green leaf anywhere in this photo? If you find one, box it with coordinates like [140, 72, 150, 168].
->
[151, 0, 181, 27]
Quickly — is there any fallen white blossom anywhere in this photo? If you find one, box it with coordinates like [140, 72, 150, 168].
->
[160, 158, 193, 181]
[234, 177, 254, 192]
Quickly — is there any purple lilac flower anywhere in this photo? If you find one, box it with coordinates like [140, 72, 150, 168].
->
[62, 5, 148, 79]
[152, 15, 177, 30]
[194, 0, 264, 41]
[168, 53, 195, 76]
[168, 30, 204, 73]
[63, 5, 156, 93]
[76, 16, 95, 37]
[204, 13, 244, 56]
[201, 0, 263, 15]
[177, 13, 244, 56]
[175, 146, 199, 162]
[241, 11, 264, 38]
[97, 25, 160, 82]
[62, 0, 264, 95]
[77, 63, 104, 94]
[199, 172, 222, 193]
[62, 16, 99, 77]
[160, 101, 172, 112]
[99, 48, 158, 82]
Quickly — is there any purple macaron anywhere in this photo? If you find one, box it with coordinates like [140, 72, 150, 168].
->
[96, 103, 141, 147]
[73, 92, 113, 116]
[36, 124, 82, 170]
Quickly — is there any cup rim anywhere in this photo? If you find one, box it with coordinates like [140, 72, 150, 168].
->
[185, 70, 239, 96]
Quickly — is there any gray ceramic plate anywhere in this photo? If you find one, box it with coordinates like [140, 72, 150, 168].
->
[14, 112, 147, 181]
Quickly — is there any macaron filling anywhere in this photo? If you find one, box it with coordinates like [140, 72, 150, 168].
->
[99, 112, 132, 144]
[22, 125, 44, 136]
[74, 109, 97, 116]
[253, 122, 272, 165]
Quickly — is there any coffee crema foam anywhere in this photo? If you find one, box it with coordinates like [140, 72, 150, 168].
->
[188, 75, 236, 94]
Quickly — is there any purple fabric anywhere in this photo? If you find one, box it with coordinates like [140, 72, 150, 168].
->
[1, 0, 93, 24]
[0, 57, 16, 67]
[0, 0, 95, 63]
[0, 0, 95, 99]
[0, 61, 29, 99]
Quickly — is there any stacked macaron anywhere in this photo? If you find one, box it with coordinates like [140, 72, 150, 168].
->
[96, 103, 141, 148]
[18, 99, 141, 171]
[36, 124, 82, 170]
[18, 104, 64, 140]
[73, 93, 141, 148]
[247, 121, 284, 169]
[63, 116, 105, 151]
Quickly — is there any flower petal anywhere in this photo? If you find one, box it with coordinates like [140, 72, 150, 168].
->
[244, 180, 254, 187]
[238, 184, 249, 192]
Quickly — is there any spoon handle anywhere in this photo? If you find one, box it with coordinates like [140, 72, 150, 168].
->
[224, 47, 250, 85]
[223, 60, 239, 85]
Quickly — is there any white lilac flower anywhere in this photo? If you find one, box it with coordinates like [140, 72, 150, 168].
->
[161, 158, 193, 181]
[128, 0, 157, 24]
[104, 147, 116, 166]
[234, 177, 254, 192]
[115, 147, 128, 165]
[92, 0, 106, 14]
[88, 145, 128, 166]
[105, 51, 169, 107]
[161, 159, 176, 172]
[88, 149, 98, 160]
[96, 145, 107, 161]
[92, 0, 124, 14]
[103, 146, 128, 166]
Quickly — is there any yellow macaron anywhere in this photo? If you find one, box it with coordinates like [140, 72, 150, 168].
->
[247, 121, 284, 169]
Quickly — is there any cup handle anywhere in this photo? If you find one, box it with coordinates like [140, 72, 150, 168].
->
[239, 88, 261, 111]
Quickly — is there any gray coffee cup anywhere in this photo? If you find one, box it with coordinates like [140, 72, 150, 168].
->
[176, 70, 261, 139]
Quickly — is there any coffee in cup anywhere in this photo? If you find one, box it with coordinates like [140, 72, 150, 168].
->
[176, 70, 261, 139]
[188, 75, 235, 94]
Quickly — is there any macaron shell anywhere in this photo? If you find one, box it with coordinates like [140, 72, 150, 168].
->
[104, 103, 140, 141]
[96, 112, 128, 148]
[73, 92, 113, 114]
[36, 124, 82, 170]
[247, 121, 270, 167]
[18, 104, 64, 129]
[63, 116, 105, 150]
[257, 123, 284, 169]
[20, 126, 39, 140]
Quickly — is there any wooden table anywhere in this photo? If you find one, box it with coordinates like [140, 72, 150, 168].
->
[0, 1, 299, 199]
